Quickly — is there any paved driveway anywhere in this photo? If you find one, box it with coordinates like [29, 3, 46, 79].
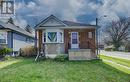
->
[100, 50, 130, 60]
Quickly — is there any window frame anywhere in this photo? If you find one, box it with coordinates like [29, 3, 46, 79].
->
[47, 32, 57, 42]
[88, 32, 93, 39]
[0, 31, 7, 44]
[43, 30, 64, 43]
[43, 32, 46, 43]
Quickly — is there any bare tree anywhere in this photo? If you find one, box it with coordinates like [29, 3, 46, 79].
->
[105, 17, 130, 51]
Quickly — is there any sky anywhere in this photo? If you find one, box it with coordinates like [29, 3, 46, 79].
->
[4, 0, 130, 28]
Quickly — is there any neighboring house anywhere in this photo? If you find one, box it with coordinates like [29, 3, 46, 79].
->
[0, 21, 35, 56]
[35, 15, 97, 59]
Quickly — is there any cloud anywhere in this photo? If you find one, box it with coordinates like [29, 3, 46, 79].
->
[98, 0, 130, 20]
[13, 0, 130, 28]
[14, 0, 93, 27]
[14, 16, 27, 28]
[112, 0, 130, 17]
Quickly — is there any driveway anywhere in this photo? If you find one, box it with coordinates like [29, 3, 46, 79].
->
[100, 50, 130, 60]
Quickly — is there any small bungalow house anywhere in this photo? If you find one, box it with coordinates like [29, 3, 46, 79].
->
[0, 21, 35, 56]
[35, 15, 97, 60]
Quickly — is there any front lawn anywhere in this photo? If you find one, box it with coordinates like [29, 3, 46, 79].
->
[0, 58, 130, 82]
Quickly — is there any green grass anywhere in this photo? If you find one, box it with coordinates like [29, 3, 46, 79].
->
[0, 58, 130, 82]
[100, 55, 130, 74]
[100, 55, 130, 68]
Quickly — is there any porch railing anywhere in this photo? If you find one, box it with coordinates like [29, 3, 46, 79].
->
[67, 41, 96, 53]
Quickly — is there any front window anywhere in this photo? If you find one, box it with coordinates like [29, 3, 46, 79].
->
[0, 31, 7, 44]
[43, 31, 63, 43]
[48, 32, 57, 42]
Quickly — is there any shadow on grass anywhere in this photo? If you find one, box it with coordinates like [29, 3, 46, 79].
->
[0, 57, 34, 70]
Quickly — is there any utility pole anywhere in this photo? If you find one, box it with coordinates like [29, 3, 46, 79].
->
[96, 18, 99, 58]
[96, 15, 107, 59]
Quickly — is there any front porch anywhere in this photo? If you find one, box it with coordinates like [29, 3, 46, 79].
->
[69, 49, 93, 60]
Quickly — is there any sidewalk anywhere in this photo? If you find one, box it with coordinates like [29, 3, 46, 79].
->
[102, 59, 130, 70]
[100, 50, 130, 60]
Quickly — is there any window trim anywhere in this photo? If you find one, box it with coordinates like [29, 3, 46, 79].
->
[43, 31, 64, 43]
[88, 32, 93, 39]
[47, 32, 57, 42]
[0, 31, 7, 44]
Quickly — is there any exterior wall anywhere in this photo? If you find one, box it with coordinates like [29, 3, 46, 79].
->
[69, 49, 92, 60]
[7, 31, 13, 48]
[13, 32, 35, 51]
[37, 29, 65, 55]
[64, 29, 96, 56]
[45, 43, 64, 54]
[42, 29, 64, 54]
[37, 28, 96, 57]
[0, 30, 35, 55]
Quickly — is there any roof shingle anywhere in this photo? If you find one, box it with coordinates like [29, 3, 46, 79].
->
[0, 21, 34, 38]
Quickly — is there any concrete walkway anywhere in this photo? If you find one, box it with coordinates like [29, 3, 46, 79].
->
[100, 50, 130, 60]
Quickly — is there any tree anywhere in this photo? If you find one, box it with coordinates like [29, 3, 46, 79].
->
[7, 17, 14, 24]
[125, 41, 130, 52]
[105, 18, 130, 51]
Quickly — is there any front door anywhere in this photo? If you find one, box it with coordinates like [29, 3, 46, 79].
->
[71, 32, 79, 49]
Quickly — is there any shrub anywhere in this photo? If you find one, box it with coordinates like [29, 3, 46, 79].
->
[105, 47, 113, 51]
[54, 55, 68, 62]
[4, 55, 13, 60]
[20, 46, 37, 57]
[0, 47, 12, 56]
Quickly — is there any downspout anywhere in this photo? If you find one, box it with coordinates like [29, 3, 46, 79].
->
[35, 30, 37, 47]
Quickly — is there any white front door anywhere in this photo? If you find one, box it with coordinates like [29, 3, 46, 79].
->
[71, 32, 79, 49]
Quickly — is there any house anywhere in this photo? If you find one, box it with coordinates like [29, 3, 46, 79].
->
[35, 15, 97, 60]
[0, 21, 35, 56]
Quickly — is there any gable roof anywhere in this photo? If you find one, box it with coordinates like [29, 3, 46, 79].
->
[35, 15, 67, 28]
[35, 15, 96, 29]
[0, 21, 34, 38]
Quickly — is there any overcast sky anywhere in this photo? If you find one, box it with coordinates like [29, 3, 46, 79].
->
[11, 0, 130, 28]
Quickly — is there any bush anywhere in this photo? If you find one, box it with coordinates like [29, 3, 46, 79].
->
[0, 47, 12, 56]
[54, 55, 68, 62]
[105, 47, 113, 51]
[4, 55, 13, 60]
[20, 46, 37, 57]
